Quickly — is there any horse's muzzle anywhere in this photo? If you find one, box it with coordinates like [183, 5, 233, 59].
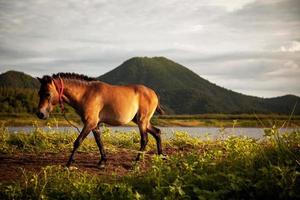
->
[37, 112, 48, 120]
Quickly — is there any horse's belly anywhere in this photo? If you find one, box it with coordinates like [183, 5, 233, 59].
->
[99, 104, 138, 126]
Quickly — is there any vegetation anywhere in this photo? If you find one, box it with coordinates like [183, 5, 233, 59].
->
[2, 112, 300, 127]
[0, 78, 299, 127]
[0, 71, 77, 116]
[154, 113, 300, 127]
[0, 124, 299, 199]
[0, 87, 39, 113]
[0, 87, 77, 120]
[0, 113, 82, 127]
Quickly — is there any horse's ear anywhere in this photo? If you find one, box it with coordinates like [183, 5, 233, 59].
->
[38, 76, 52, 84]
[44, 76, 53, 83]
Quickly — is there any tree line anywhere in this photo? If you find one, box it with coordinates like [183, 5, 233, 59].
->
[0, 87, 39, 113]
[0, 87, 74, 114]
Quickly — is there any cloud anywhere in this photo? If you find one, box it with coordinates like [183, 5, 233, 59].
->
[266, 61, 300, 77]
[206, 0, 256, 12]
[0, 0, 299, 97]
[178, 49, 300, 97]
[280, 41, 300, 52]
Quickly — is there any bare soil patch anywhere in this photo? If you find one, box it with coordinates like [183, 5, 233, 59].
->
[0, 147, 177, 183]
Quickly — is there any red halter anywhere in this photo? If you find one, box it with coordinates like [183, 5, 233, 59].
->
[53, 77, 65, 113]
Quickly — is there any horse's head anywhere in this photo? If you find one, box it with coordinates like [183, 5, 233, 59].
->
[36, 76, 60, 119]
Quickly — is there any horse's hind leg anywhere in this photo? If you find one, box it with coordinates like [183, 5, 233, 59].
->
[135, 121, 149, 161]
[147, 124, 163, 155]
[92, 124, 107, 169]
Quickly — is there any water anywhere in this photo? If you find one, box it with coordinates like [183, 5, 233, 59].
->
[7, 126, 298, 139]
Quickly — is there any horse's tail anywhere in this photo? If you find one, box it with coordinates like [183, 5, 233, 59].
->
[156, 104, 166, 115]
[155, 93, 165, 115]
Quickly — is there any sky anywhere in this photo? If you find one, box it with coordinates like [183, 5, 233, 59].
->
[0, 0, 299, 98]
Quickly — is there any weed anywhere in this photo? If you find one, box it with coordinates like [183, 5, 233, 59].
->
[0, 125, 299, 199]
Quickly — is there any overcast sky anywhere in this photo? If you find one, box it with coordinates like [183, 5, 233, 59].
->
[0, 0, 299, 97]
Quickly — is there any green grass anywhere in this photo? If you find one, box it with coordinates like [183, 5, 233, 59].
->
[0, 125, 299, 199]
[0, 123, 146, 154]
[0, 113, 81, 127]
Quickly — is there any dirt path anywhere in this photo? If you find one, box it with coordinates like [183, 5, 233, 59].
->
[0, 150, 144, 183]
[0, 148, 176, 183]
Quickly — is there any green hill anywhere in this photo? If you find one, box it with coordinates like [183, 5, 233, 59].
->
[1, 57, 299, 114]
[99, 57, 300, 114]
[0, 70, 39, 89]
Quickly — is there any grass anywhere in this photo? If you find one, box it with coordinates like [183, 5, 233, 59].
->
[0, 124, 299, 199]
[0, 113, 82, 127]
[0, 123, 147, 154]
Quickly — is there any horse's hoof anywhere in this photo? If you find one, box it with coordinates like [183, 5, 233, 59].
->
[69, 166, 78, 170]
[135, 157, 140, 162]
[97, 160, 106, 169]
[160, 154, 168, 160]
[97, 164, 105, 169]
[66, 159, 75, 167]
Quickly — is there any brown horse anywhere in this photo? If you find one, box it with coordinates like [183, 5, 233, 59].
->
[37, 73, 164, 168]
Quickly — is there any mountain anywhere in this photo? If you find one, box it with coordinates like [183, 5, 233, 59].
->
[98, 57, 300, 114]
[1, 57, 299, 114]
[0, 70, 39, 89]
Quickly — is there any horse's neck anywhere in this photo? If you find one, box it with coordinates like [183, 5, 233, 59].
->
[62, 80, 87, 110]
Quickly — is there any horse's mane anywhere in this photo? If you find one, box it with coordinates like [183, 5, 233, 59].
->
[52, 73, 97, 82]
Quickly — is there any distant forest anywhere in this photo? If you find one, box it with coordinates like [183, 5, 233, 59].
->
[0, 87, 74, 114]
[0, 87, 38, 113]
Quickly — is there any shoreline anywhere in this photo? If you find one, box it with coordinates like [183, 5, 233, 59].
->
[1, 113, 300, 128]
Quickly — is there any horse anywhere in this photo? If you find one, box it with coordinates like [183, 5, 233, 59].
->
[37, 73, 165, 168]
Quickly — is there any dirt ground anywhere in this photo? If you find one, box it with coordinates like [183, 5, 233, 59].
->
[0, 147, 176, 183]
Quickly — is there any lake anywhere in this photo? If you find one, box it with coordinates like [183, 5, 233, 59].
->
[7, 126, 298, 139]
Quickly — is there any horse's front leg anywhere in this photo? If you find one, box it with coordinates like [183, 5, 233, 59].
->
[92, 126, 107, 169]
[66, 122, 96, 167]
